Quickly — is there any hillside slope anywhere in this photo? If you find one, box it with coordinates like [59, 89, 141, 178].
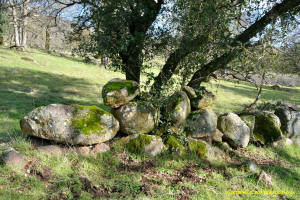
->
[0, 47, 299, 200]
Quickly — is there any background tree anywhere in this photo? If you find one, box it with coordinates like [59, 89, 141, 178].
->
[59, 0, 300, 94]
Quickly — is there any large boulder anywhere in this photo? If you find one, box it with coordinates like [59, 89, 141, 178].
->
[275, 108, 300, 138]
[102, 78, 139, 108]
[183, 86, 215, 110]
[165, 91, 191, 126]
[253, 112, 282, 145]
[218, 113, 250, 148]
[20, 104, 119, 145]
[185, 109, 217, 140]
[115, 102, 159, 135]
[125, 134, 164, 156]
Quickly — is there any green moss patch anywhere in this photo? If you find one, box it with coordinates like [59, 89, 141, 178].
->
[125, 134, 155, 154]
[102, 80, 138, 96]
[188, 140, 207, 158]
[165, 135, 184, 153]
[253, 113, 282, 144]
[71, 105, 111, 135]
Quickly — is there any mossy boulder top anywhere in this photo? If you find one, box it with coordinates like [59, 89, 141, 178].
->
[185, 109, 217, 139]
[165, 91, 191, 126]
[184, 86, 215, 110]
[218, 113, 250, 148]
[125, 134, 164, 156]
[115, 102, 159, 135]
[102, 78, 140, 108]
[20, 104, 119, 145]
[253, 112, 282, 145]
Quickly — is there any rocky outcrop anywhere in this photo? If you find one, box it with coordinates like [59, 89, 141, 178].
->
[102, 78, 140, 108]
[20, 104, 119, 145]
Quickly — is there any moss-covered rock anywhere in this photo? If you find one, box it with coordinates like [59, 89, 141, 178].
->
[185, 109, 217, 139]
[115, 101, 159, 135]
[253, 112, 282, 145]
[218, 113, 250, 148]
[239, 115, 255, 138]
[165, 135, 184, 153]
[188, 139, 207, 158]
[165, 91, 191, 126]
[125, 134, 164, 156]
[102, 78, 139, 108]
[20, 104, 119, 145]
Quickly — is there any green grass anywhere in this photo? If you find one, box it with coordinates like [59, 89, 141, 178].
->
[0, 47, 300, 199]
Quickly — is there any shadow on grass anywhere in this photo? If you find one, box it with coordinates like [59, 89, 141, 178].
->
[0, 66, 108, 136]
[218, 83, 300, 105]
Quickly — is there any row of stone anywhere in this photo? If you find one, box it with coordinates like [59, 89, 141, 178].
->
[19, 78, 300, 155]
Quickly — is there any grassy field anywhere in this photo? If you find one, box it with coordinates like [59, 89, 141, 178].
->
[0, 47, 300, 199]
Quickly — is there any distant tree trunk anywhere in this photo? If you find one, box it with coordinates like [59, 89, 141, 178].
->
[45, 27, 50, 50]
[11, 5, 20, 47]
[0, 27, 3, 45]
[20, 1, 28, 48]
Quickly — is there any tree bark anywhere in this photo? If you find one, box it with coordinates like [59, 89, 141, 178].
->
[150, 34, 208, 94]
[45, 27, 50, 50]
[11, 4, 20, 47]
[120, 0, 163, 83]
[187, 0, 300, 88]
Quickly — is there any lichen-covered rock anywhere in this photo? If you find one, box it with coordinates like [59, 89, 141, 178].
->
[185, 109, 217, 139]
[102, 78, 139, 108]
[275, 108, 300, 138]
[165, 135, 184, 153]
[189, 87, 215, 110]
[188, 139, 208, 158]
[20, 104, 119, 145]
[165, 91, 191, 126]
[253, 112, 282, 145]
[218, 113, 250, 148]
[125, 134, 164, 156]
[239, 115, 255, 138]
[115, 102, 159, 135]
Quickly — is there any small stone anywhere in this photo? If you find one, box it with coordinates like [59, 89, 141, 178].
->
[126, 134, 164, 156]
[258, 170, 272, 188]
[242, 160, 260, 174]
[37, 145, 64, 156]
[2, 149, 26, 168]
[0, 137, 10, 143]
[76, 146, 91, 156]
[91, 143, 110, 154]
